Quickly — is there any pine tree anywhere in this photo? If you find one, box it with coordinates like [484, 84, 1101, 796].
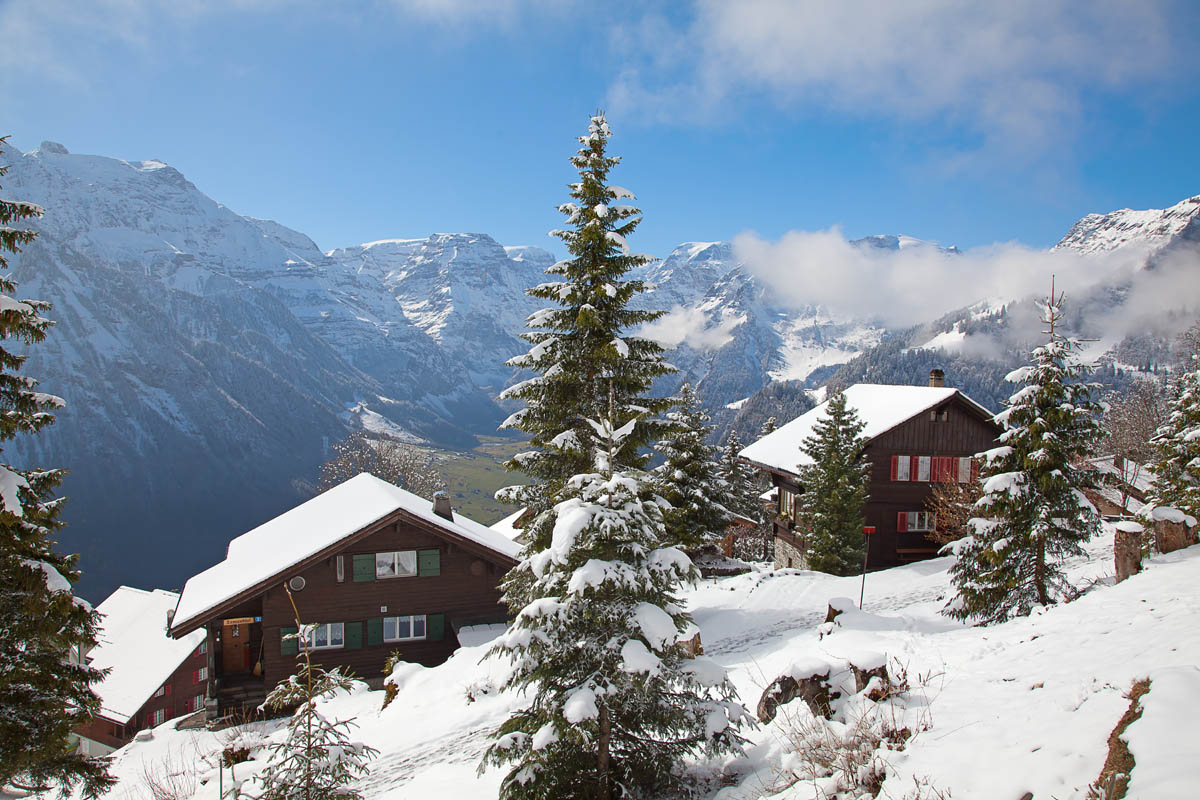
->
[718, 431, 762, 523]
[1148, 353, 1200, 519]
[794, 392, 870, 575]
[945, 288, 1102, 624]
[654, 383, 734, 552]
[0, 138, 113, 798]
[256, 588, 379, 800]
[481, 407, 750, 799]
[497, 112, 674, 563]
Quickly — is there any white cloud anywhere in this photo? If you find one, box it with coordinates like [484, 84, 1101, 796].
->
[732, 227, 1167, 329]
[639, 304, 742, 350]
[609, 0, 1177, 157]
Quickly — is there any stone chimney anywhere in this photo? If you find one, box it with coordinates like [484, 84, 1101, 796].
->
[432, 491, 453, 521]
[929, 369, 945, 388]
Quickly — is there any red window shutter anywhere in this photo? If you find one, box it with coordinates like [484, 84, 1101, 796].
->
[910, 456, 919, 479]
[897, 512, 908, 532]
[192, 670, 199, 684]
[165, 684, 172, 696]
[940, 457, 952, 481]
[890, 455, 898, 481]
[971, 459, 980, 480]
[930, 458, 940, 481]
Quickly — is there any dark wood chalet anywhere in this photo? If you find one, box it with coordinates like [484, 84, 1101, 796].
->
[168, 473, 520, 717]
[74, 587, 208, 756]
[740, 372, 1001, 571]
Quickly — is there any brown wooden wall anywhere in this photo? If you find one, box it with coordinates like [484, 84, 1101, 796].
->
[258, 518, 510, 689]
[862, 397, 999, 569]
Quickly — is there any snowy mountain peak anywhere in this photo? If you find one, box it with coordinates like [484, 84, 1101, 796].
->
[37, 140, 69, 155]
[1053, 194, 1200, 257]
[853, 234, 960, 254]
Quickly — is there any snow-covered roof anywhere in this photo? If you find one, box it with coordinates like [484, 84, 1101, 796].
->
[739, 383, 994, 475]
[490, 508, 526, 542]
[1085, 455, 1156, 495]
[172, 473, 521, 634]
[89, 587, 206, 725]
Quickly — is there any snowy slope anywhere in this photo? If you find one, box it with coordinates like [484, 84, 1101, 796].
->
[83, 526, 1200, 799]
[1053, 195, 1200, 258]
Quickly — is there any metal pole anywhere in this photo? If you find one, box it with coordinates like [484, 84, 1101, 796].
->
[859, 527, 874, 609]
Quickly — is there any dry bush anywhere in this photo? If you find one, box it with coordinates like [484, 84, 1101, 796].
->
[926, 481, 981, 545]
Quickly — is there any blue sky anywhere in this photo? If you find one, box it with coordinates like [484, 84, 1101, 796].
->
[2, 0, 1199, 260]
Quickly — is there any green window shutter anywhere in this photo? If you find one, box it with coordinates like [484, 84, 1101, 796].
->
[352, 553, 376, 582]
[367, 617, 383, 646]
[344, 621, 363, 650]
[426, 613, 445, 642]
[280, 626, 298, 656]
[418, 548, 441, 577]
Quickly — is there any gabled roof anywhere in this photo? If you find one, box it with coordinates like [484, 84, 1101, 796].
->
[171, 473, 521, 635]
[739, 383, 996, 476]
[89, 587, 206, 724]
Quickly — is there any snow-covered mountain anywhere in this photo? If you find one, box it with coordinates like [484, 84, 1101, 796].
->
[1053, 195, 1200, 258]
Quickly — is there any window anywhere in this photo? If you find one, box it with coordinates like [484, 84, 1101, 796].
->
[891, 455, 911, 481]
[383, 615, 427, 642]
[186, 694, 205, 713]
[336, 554, 344, 583]
[304, 622, 345, 650]
[930, 408, 949, 422]
[931, 456, 956, 482]
[897, 511, 935, 532]
[376, 550, 418, 579]
[779, 487, 796, 519]
[153, 685, 165, 699]
[916, 456, 931, 482]
[149, 708, 166, 727]
[957, 457, 974, 483]
[198, 640, 207, 655]
[192, 666, 208, 684]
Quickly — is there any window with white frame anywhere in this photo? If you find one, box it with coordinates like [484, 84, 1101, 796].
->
[186, 694, 205, 713]
[917, 456, 931, 482]
[895, 456, 911, 481]
[957, 457, 972, 483]
[383, 615, 427, 642]
[149, 708, 166, 727]
[376, 550, 418, 579]
[152, 685, 165, 698]
[898, 511, 935, 532]
[779, 487, 796, 520]
[304, 622, 345, 650]
[192, 666, 208, 684]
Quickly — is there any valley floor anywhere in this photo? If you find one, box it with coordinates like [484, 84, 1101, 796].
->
[77, 523, 1200, 800]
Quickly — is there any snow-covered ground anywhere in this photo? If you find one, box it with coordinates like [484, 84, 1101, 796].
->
[80, 524, 1199, 800]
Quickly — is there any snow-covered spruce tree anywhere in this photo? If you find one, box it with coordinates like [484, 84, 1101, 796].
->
[482, 410, 750, 799]
[0, 137, 113, 798]
[256, 587, 378, 800]
[497, 113, 674, 613]
[718, 431, 762, 523]
[945, 289, 1102, 624]
[794, 392, 870, 576]
[654, 383, 734, 552]
[1148, 326, 1200, 519]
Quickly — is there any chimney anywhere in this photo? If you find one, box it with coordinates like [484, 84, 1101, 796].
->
[432, 491, 453, 521]
[929, 369, 945, 388]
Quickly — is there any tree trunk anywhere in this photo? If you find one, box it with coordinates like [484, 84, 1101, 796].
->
[597, 703, 611, 800]
[1035, 541, 1049, 606]
[1114, 527, 1143, 583]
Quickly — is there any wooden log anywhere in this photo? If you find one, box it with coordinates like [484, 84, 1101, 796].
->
[1114, 521, 1144, 583]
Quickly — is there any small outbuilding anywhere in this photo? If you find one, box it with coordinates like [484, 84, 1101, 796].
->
[168, 473, 520, 717]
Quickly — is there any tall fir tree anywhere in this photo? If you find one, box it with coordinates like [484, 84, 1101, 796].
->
[945, 288, 1102, 624]
[718, 431, 763, 523]
[482, 407, 750, 799]
[1148, 358, 1200, 520]
[794, 392, 870, 576]
[0, 138, 113, 797]
[654, 383, 735, 551]
[497, 113, 674, 607]
[256, 588, 378, 800]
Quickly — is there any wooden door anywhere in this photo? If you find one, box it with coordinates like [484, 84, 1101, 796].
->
[221, 620, 251, 673]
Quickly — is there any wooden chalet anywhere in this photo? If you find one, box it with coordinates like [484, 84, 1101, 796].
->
[740, 371, 1001, 571]
[168, 473, 521, 717]
[74, 587, 208, 756]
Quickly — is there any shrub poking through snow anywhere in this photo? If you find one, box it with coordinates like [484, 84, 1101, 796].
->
[255, 586, 378, 800]
[482, 409, 751, 799]
[0, 137, 114, 799]
[945, 287, 1102, 624]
